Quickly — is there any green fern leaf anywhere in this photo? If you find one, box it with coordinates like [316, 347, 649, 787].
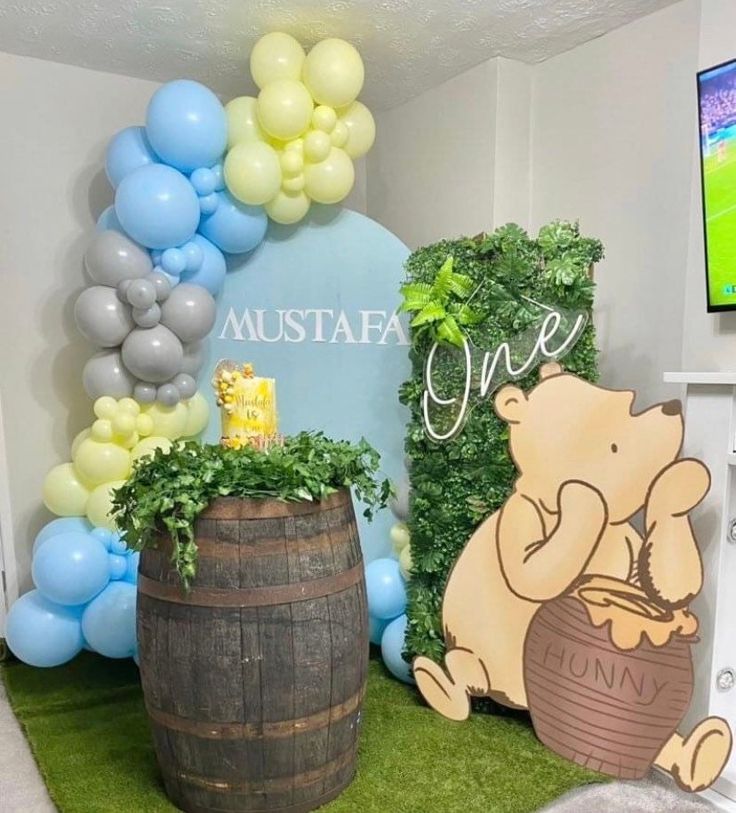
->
[431, 256, 455, 302]
[447, 272, 474, 298]
[411, 302, 446, 326]
[436, 314, 464, 347]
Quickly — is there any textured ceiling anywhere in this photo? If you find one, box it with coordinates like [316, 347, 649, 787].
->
[0, 0, 680, 109]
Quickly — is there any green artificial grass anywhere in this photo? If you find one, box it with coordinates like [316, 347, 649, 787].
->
[2, 652, 604, 813]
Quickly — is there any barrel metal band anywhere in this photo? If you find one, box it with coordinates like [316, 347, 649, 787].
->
[173, 743, 357, 794]
[138, 561, 363, 607]
[147, 685, 364, 740]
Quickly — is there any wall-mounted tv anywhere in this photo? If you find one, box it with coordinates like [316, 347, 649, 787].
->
[698, 58, 736, 312]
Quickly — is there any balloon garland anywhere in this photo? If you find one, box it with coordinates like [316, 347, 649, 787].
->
[366, 478, 417, 684]
[6, 33, 377, 668]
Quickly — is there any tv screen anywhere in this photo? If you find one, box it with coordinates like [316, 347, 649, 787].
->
[698, 58, 736, 311]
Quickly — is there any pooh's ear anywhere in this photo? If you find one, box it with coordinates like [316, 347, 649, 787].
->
[540, 361, 563, 380]
[494, 385, 527, 425]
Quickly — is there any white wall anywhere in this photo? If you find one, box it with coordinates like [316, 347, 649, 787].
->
[367, 60, 498, 249]
[530, 0, 701, 407]
[0, 53, 161, 591]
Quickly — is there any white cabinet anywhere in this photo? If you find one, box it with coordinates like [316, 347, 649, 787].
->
[664, 372, 736, 810]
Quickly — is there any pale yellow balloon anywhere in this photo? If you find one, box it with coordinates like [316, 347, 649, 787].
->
[285, 138, 304, 153]
[86, 480, 126, 531]
[280, 149, 303, 175]
[265, 191, 311, 225]
[70, 428, 91, 458]
[226, 96, 266, 148]
[390, 522, 410, 553]
[94, 396, 117, 420]
[304, 147, 354, 204]
[130, 436, 173, 462]
[250, 32, 306, 90]
[182, 392, 210, 438]
[136, 413, 154, 437]
[224, 141, 282, 205]
[73, 438, 131, 487]
[302, 39, 364, 108]
[257, 79, 313, 141]
[91, 418, 113, 442]
[142, 402, 189, 440]
[112, 411, 136, 438]
[338, 101, 375, 158]
[43, 463, 90, 517]
[118, 398, 140, 416]
[312, 105, 337, 133]
[304, 129, 331, 163]
[330, 121, 348, 148]
[399, 544, 413, 581]
[282, 174, 306, 193]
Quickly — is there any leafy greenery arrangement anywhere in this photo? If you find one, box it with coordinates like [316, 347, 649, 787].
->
[400, 221, 603, 661]
[112, 432, 391, 587]
[399, 256, 483, 347]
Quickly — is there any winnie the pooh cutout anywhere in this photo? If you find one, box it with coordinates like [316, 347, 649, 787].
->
[413, 362, 732, 791]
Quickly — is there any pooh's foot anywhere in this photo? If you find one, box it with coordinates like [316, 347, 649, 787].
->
[413, 648, 489, 722]
[655, 717, 732, 792]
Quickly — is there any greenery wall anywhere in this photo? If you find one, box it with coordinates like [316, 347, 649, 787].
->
[399, 222, 603, 661]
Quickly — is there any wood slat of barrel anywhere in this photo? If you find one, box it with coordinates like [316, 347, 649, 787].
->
[137, 489, 369, 813]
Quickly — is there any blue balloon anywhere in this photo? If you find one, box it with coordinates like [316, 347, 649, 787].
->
[109, 553, 128, 580]
[180, 234, 226, 296]
[32, 532, 110, 606]
[198, 191, 268, 255]
[369, 615, 388, 645]
[381, 614, 415, 684]
[105, 126, 158, 188]
[6, 590, 84, 668]
[91, 527, 115, 551]
[115, 164, 200, 250]
[82, 581, 137, 658]
[109, 534, 128, 555]
[124, 551, 140, 584]
[33, 517, 92, 555]
[145, 80, 227, 173]
[365, 558, 407, 620]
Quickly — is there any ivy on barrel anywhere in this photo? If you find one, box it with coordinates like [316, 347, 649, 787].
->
[112, 433, 391, 587]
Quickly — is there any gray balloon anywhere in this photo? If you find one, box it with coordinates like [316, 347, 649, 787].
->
[157, 383, 181, 407]
[133, 381, 157, 403]
[82, 349, 136, 399]
[389, 479, 410, 521]
[180, 340, 207, 376]
[116, 279, 132, 302]
[133, 303, 161, 328]
[85, 231, 152, 287]
[160, 284, 216, 343]
[172, 373, 197, 400]
[146, 271, 171, 303]
[74, 285, 134, 347]
[126, 279, 156, 309]
[122, 324, 183, 383]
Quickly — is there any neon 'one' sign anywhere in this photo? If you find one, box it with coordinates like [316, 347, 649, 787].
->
[421, 305, 588, 442]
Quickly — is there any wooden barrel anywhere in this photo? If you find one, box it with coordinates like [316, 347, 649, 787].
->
[137, 489, 368, 813]
[523, 579, 694, 779]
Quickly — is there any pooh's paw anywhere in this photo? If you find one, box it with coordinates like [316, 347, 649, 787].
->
[557, 481, 608, 529]
[671, 717, 732, 792]
[413, 656, 470, 722]
[648, 459, 710, 520]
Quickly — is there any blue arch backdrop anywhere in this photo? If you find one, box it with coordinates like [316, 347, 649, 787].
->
[203, 207, 411, 560]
